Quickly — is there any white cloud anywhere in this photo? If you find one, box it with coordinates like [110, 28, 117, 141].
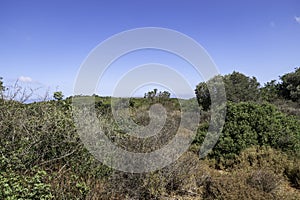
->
[18, 76, 33, 83]
[295, 16, 300, 24]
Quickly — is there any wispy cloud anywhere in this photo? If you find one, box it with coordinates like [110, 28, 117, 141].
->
[18, 76, 33, 83]
[295, 16, 300, 24]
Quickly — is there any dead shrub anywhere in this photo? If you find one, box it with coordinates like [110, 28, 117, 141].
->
[246, 170, 281, 193]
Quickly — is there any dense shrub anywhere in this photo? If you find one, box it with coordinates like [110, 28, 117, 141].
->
[0, 99, 111, 198]
[194, 102, 300, 166]
[0, 169, 53, 199]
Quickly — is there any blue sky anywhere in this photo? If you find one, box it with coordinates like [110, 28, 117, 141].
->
[0, 0, 300, 99]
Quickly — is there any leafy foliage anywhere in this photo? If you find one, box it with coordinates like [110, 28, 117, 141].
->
[260, 80, 280, 102]
[195, 82, 211, 111]
[0, 169, 53, 199]
[278, 67, 300, 102]
[144, 88, 171, 100]
[194, 102, 300, 164]
[195, 72, 260, 110]
[0, 77, 4, 92]
[53, 91, 64, 101]
[223, 71, 260, 102]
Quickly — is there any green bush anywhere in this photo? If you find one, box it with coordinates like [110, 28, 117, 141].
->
[0, 169, 53, 199]
[194, 102, 300, 166]
[0, 98, 112, 199]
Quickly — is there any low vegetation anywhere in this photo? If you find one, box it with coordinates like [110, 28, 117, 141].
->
[0, 68, 299, 199]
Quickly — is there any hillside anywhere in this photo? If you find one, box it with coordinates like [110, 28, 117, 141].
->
[0, 69, 299, 199]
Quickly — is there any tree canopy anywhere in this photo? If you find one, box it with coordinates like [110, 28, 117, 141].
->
[195, 71, 260, 110]
[278, 67, 300, 102]
[223, 71, 260, 102]
[144, 89, 171, 100]
[53, 91, 64, 101]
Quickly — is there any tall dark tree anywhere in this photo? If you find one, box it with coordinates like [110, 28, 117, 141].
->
[223, 71, 260, 103]
[278, 67, 300, 102]
[0, 77, 4, 99]
[260, 80, 279, 102]
[53, 91, 64, 101]
[195, 72, 260, 110]
[195, 82, 210, 111]
[153, 88, 157, 97]
[144, 88, 171, 100]
[158, 91, 171, 99]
